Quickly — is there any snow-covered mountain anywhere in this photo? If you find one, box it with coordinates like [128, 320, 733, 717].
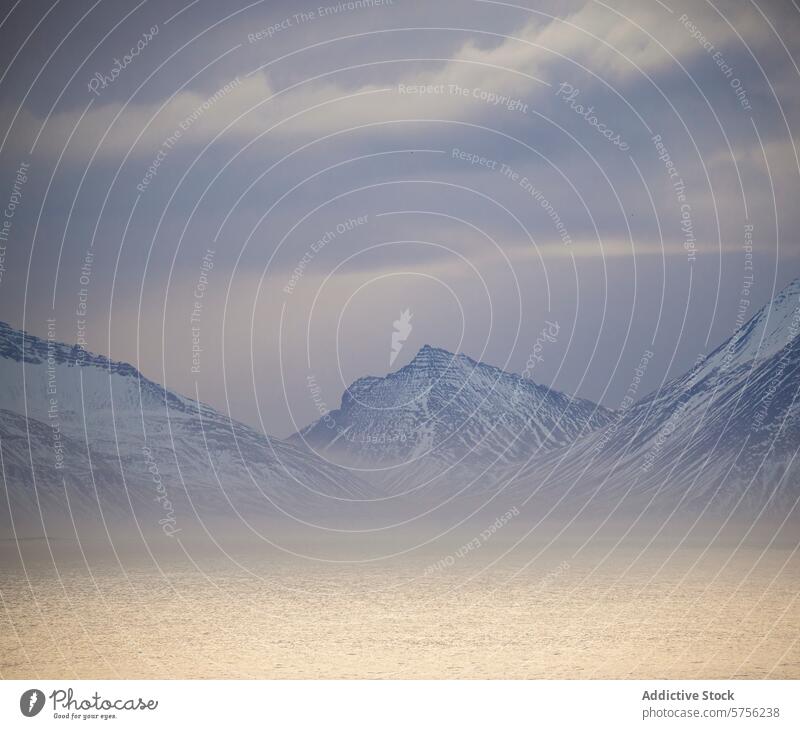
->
[4, 278, 797, 537]
[512, 279, 800, 521]
[0, 321, 370, 536]
[292, 344, 614, 478]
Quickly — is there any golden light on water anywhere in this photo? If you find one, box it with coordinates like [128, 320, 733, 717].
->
[3, 545, 797, 679]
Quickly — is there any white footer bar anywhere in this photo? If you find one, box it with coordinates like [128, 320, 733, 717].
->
[1, 680, 797, 728]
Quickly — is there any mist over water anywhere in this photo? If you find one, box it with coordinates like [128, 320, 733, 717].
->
[2, 531, 797, 679]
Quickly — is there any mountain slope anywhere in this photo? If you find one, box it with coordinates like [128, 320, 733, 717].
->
[512, 279, 800, 521]
[292, 344, 614, 474]
[0, 321, 371, 536]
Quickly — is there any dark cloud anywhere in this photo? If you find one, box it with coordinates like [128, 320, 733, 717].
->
[1, 0, 798, 435]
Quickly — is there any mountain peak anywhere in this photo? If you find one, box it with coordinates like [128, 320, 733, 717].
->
[714, 277, 800, 368]
[761, 277, 800, 321]
[295, 342, 614, 469]
[407, 343, 459, 367]
[399, 345, 493, 383]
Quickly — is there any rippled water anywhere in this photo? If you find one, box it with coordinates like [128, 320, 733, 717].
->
[1, 543, 798, 679]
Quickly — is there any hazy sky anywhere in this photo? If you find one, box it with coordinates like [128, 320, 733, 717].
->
[1, 0, 799, 436]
